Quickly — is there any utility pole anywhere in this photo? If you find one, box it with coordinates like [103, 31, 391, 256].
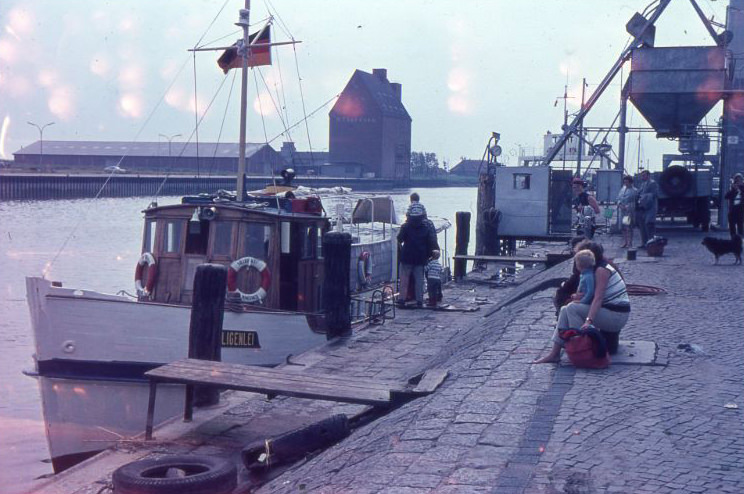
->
[160, 133, 182, 170]
[27, 121, 55, 172]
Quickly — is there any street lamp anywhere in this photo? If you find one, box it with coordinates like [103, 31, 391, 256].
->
[28, 121, 55, 171]
[159, 133, 182, 172]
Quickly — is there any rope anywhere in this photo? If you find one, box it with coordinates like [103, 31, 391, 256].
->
[626, 284, 666, 296]
[253, 69, 271, 144]
[153, 70, 233, 199]
[208, 68, 239, 177]
[292, 42, 316, 165]
[192, 0, 231, 48]
[266, 93, 339, 145]
[192, 52, 201, 177]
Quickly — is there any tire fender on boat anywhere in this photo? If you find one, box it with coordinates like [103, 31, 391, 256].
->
[227, 256, 271, 303]
[134, 252, 157, 297]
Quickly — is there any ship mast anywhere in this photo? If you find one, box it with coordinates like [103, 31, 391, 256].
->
[236, 1, 251, 200]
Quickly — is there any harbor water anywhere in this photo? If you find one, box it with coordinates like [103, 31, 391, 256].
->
[0, 186, 478, 494]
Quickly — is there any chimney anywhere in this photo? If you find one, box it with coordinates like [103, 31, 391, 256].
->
[372, 68, 388, 81]
[390, 82, 402, 101]
[280, 141, 296, 161]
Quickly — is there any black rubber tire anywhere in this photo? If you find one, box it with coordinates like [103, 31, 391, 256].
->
[660, 166, 692, 198]
[112, 455, 237, 494]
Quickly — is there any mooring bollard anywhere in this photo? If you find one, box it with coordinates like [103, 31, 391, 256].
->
[188, 263, 227, 407]
[323, 232, 352, 339]
[454, 211, 471, 281]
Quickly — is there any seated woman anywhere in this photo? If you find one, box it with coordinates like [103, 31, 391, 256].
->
[535, 241, 631, 363]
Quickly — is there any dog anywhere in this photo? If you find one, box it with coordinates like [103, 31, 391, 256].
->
[701, 235, 742, 265]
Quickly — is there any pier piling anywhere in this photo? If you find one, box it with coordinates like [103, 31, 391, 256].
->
[323, 232, 352, 338]
[188, 264, 227, 408]
[454, 212, 471, 281]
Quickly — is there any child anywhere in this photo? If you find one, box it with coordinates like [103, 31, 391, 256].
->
[571, 249, 596, 305]
[425, 250, 443, 307]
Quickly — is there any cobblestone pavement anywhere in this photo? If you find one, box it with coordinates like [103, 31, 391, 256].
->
[41, 229, 744, 494]
[254, 230, 743, 494]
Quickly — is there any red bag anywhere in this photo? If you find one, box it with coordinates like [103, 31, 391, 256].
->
[560, 327, 610, 369]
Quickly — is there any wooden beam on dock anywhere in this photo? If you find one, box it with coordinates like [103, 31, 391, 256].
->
[144, 358, 449, 440]
[453, 253, 571, 267]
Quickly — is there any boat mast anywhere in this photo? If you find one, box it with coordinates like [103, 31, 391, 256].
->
[237, 0, 251, 200]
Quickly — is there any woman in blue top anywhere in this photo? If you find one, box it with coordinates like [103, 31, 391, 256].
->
[534, 241, 630, 363]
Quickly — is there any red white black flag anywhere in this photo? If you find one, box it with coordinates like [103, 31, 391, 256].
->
[217, 26, 271, 73]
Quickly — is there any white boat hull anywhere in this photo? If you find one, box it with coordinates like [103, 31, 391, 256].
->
[26, 276, 327, 471]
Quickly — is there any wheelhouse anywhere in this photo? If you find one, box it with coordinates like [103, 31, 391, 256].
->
[140, 196, 329, 313]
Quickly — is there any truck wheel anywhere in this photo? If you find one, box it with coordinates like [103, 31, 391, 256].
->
[660, 166, 692, 198]
[112, 455, 237, 494]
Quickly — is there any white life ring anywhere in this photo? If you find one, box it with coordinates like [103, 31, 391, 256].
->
[227, 256, 271, 304]
[134, 252, 157, 296]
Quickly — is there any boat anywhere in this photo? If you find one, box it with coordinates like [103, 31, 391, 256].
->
[26, 185, 402, 471]
[24, 5, 406, 473]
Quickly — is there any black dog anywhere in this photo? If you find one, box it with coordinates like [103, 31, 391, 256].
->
[701, 235, 742, 265]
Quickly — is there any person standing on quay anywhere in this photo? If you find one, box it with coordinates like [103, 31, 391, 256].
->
[616, 175, 638, 248]
[397, 203, 438, 308]
[725, 173, 744, 238]
[635, 170, 658, 247]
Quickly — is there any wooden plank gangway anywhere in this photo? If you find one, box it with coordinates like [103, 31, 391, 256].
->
[144, 358, 448, 439]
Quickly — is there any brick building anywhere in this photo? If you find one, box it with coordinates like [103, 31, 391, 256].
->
[329, 68, 411, 180]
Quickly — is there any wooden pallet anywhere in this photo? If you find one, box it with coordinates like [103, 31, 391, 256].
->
[144, 358, 448, 439]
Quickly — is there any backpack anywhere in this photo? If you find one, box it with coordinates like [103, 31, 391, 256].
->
[559, 326, 610, 369]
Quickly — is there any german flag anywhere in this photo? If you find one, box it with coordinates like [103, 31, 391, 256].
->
[217, 26, 271, 73]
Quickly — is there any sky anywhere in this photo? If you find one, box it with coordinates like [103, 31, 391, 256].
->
[0, 0, 731, 172]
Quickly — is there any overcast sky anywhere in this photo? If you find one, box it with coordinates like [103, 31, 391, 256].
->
[0, 0, 730, 171]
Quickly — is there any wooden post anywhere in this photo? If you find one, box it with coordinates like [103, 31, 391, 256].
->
[322, 231, 352, 339]
[454, 212, 471, 281]
[188, 263, 227, 407]
[476, 167, 498, 260]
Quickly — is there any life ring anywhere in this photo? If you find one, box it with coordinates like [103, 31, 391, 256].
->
[357, 251, 371, 286]
[227, 256, 271, 304]
[134, 252, 157, 296]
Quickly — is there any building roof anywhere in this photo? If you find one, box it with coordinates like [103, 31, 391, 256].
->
[450, 159, 483, 175]
[331, 69, 411, 121]
[14, 141, 273, 159]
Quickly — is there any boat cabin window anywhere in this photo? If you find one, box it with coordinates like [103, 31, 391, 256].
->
[242, 223, 270, 259]
[212, 222, 233, 257]
[164, 221, 183, 254]
[143, 219, 157, 253]
[301, 225, 319, 259]
[281, 222, 291, 254]
[513, 173, 531, 190]
[185, 219, 210, 255]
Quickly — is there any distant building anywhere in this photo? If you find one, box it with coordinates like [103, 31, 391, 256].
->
[280, 141, 328, 176]
[13, 141, 285, 175]
[450, 159, 483, 176]
[329, 68, 411, 180]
